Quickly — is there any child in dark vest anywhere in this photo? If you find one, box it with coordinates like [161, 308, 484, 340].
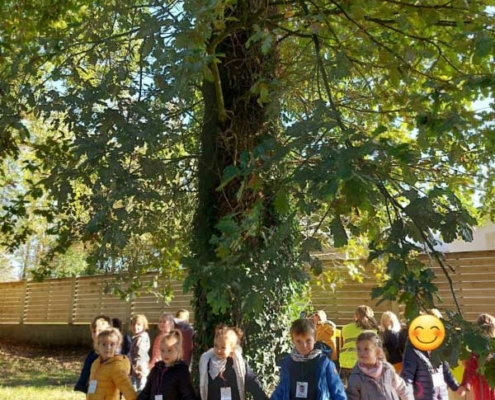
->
[138, 329, 196, 400]
[199, 324, 268, 400]
[401, 310, 464, 400]
[380, 311, 403, 373]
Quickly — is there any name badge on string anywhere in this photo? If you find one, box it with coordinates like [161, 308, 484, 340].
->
[88, 380, 98, 394]
[155, 395, 164, 400]
[432, 371, 444, 388]
[296, 382, 308, 398]
[221, 387, 232, 400]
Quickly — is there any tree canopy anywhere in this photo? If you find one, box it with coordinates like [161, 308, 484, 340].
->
[1, 0, 495, 384]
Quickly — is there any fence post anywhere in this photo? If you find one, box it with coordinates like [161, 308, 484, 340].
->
[68, 276, 78, 324]
[126, 295, 133, 324]
[21, 281, 29, 324]
[448, 253, 465, 318]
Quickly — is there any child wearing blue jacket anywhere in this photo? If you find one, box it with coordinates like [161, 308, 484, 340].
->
[271, 318, 347, 400]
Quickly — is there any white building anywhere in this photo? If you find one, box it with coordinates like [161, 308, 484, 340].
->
[443, 221, 495, 252]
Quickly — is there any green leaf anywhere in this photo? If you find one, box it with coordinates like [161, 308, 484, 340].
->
[215, 215, 240, 235]
[273, 189, 290, 214]
[217, 165, 241, 190]
[302, 237, 322, 253]
[261, 33, 274, 54]
[474, 32, 494, 59]
[330, 215, 348, 247]
[258, 82, 270, 104]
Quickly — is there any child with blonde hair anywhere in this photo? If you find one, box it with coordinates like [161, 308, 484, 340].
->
[138, 329, 197, 400]
[75, 315, 112, 393]
[346, 331, 412, 400]
[130, 314, 151, 392]
[339, 305, 379, 381]
[310, 310, 340, 365]
[87, 328, 137, 400]
[149, 312, 176, 369]
[199, 324, 267, 400]
[380, 311, 403, 373]
[176, 309, 190, 323]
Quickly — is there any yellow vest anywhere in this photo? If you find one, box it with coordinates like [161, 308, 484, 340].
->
[338, 322, 377, 369]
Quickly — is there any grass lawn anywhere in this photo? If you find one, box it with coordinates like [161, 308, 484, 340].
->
[0, 341, 87, 400]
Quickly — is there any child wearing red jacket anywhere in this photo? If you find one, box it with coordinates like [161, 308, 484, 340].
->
[460, 313, 495, 400]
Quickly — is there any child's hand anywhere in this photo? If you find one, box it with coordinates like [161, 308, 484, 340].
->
[456, 386, 466, 397]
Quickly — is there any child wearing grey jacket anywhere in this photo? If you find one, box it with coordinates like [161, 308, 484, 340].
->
[346, 331, 412, 400]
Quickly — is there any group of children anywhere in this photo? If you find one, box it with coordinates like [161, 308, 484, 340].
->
[339, 306, 495, 400]
[74, 306, 495, 400]
[75, 309, 194, 400]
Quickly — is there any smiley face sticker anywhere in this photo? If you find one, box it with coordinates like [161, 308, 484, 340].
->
[408, 314, 445, 351]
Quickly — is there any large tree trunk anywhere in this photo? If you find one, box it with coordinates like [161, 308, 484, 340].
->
[190, 76, 229, 349]
[189, 0, 285, 367]
[188, 3, 307, 386]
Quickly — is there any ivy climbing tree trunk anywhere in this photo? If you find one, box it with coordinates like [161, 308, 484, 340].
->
[187, 1, 306, 384]
[190, 76, 228, 348]
[190, 0, 273, 346]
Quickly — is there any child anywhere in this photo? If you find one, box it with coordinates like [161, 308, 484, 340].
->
[199, 324, 268, 400]
[380, 311, 403, 373]
[138, 329, 197, 400]
[113, 317, 132, 357]
[271, 318, 346, 400]
[310, 310, 340, 366]
[75, 315, 112, 393]
[150, 312, 176, 369]
[176, 309, 190, 323]
[400, 328, 463, 400]
[459, 313, 495, 400]
[346, 331, 412, 400]
[175, 314, 194, 366]
[87, 327, 137, 400]
[339, 305, 379, 382]
[130, 314, 151, 392]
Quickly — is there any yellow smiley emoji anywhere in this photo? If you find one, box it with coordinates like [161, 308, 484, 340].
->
[408, 315, 445, 351]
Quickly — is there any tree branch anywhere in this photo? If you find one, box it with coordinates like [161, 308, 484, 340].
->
[374, 178, 463, 316]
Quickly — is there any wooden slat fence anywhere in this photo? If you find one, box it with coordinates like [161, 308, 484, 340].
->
[300, 250, 495, 324]
[1, 250, 495, 325]
[416, 251, 495, 321]
[311, 275, 399, 325]
[0, 281, 25, 324]
[0, 273, 193, 325]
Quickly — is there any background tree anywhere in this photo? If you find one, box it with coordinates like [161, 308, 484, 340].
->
[0, 249, 17, 282]
[1, 0, 495, 384]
